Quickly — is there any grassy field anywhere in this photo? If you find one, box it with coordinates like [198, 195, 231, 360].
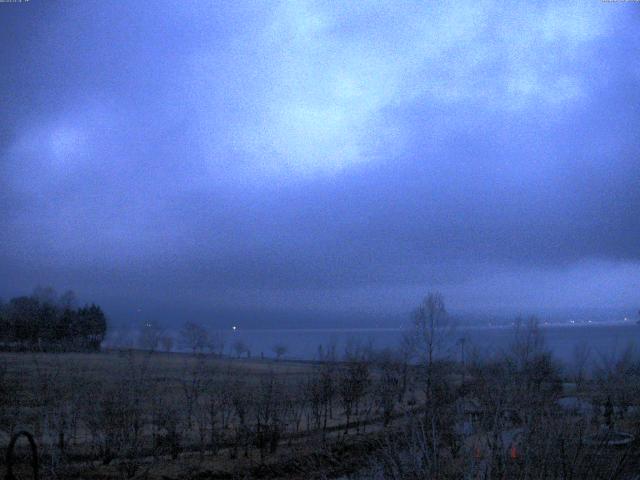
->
[3, 338, 640, 480]
[0, 350, 411, 479]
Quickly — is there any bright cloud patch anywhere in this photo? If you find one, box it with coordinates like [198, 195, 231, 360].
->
[181, 1, 615, 178]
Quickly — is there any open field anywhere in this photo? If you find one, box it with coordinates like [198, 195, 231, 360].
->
[3, 322, 640, 480]
[0, 349, 417, 479]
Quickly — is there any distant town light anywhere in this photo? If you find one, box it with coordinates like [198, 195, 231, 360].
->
[232, 325, 237, 331]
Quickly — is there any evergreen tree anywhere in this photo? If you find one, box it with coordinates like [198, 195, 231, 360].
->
[0, 289, 108, 351]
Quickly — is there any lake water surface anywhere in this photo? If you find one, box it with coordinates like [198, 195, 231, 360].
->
[223, 323, 640, 365]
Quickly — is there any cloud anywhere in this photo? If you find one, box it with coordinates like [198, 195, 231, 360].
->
[169, 1, 618, 178]
[0, 1, 638, 320]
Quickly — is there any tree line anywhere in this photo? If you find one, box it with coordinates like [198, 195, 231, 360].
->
[0, 287, 107, 351]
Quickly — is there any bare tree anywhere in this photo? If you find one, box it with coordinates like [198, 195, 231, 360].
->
[594, 342, 640, 425]
[508, 316, 561, 413]
[230, 378, 252, 458]
[374, 351, 403, 426]
[338, 359, 370, 434]
[150, 382, 183, 460]
[286, 379, 308, 436]
[253, 371, 286, 461]
[0, 360, 19, 437]
[232, 339, 248, 359]
[180, 321, 209, 354]
[272, 343, 288, 360]
[79, 352, 152, 477]
[412, 293, 452, 364]
[572, 340, 592, 392]
[203, 372, 232, 456]
[208, 329, 225, 357]
[160, 334, 174, 353]
[179, 355, 211, 430]
[410, 293, 456, 437]
[137, 321, 162, 351]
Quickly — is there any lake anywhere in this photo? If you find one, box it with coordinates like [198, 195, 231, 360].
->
[221, 323, 640, 365]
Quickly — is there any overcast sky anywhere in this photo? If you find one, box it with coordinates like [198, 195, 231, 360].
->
[1, 1, 639, 326]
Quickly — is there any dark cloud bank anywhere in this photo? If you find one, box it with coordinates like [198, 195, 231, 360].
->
[1, 1, 639, 328]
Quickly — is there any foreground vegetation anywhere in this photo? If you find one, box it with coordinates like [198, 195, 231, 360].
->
[1, 294, 640, 479]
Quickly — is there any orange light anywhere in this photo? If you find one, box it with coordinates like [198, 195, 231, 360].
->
[510, 445, 518, 459]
